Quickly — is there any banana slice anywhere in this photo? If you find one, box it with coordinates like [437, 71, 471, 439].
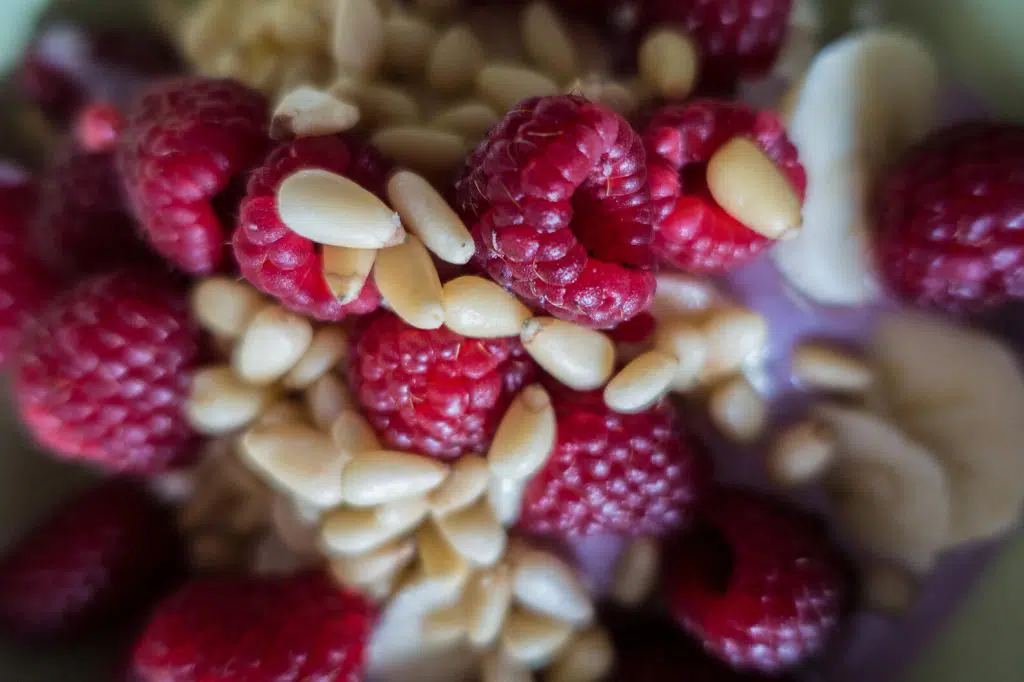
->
[871, 312, 1024, 545]
[815, 403, 951, 573]
[772, 30, 939, 305]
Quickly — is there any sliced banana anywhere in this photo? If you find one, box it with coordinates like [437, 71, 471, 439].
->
[772, 30, 939, 305]
[815, 403, 951, 573]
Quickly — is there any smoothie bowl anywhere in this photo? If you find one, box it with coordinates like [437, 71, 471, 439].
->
[0, 0, 1022, 680]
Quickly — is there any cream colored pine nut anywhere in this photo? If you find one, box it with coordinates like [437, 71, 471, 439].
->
[185, 366, 276, 435]
[267, 0, 327, 46]
[330, 538, 417, 586]
[488, 385, 556, 480]
[430, 101, 500, 141]
[371, 127, 468, 182]
[482, 651, 533, 682]
[709, 376, 768, 444]
[191, 277, 264, 340]
[565, 77, 637, 117]
[321, 494, 429, 555]
[383, 11, 437, 79]
[181, 0, 238, 64]
[604, 350, 678, 413]
[427, 24, 486, 95]
[610, 537, 659, 607]
[270, 86, 360, 140]
[442, 276, 532, 339]
[329, 78, 422, 129]
[512, 549, 593, 625]
[322, 245, 377, 304]
[862, 562, 917, 614]
[521, 2, 578, 82]
[638, 28, 699, 100]
[706, 137, 803, 240]
[652, 319, 708, 392]
[546, 628, 615, 682]
[232, 303, 314, 385]
[277, 168, 403, 248]
[767, 420, 839, 486]
[650, 272, 721, 319]
[305, 373, 355, 430]
[331, 409, 382, 455]
[467, 565, 514, 647]
[270, 495, 320, 555]
[520, 318, 615, 391]
[791, 342, 875, 393]
[436, 499, 507, 566]
[340, 450, 450, 507]
[422, 600, 469, 646]
[408, 520, 473, 599]
[256, 399, 310, 427]
[501, 609, 574, 669]
[429, 454, 490, 517]
[283, 326, 349, 389]
[489, 476, 526, 527]
[476, 64, 560, 113]
[373, 234, 446, 329]
[331, 0, 386, 78]
[700, 308, 768, 382]
[387, 170, 475, 265]
[239, 423, 350, 508]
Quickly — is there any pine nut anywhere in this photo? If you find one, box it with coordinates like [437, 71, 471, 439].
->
[652, 319, 708, 392]
[374, 234, 445, 329]
[565, 77, 637, 116]
[387, 171, 475, 265]
[271, 86, 360, 140]
[257, 399, 309, 427]
[330, 78, 421, 129]
[520, 318, 615, 391]
[604, 350, 678, 413]
[482, 652, 533, 682]
[371, 127, 468, 182]
[477, 64, 560, 113]
[232, 303, 314, 385]
[185, 366, 276, 435]
[442, 276, 532, 339]
[709, 376, 768, 444]
[501, 609, 574, 669]
[283, 326, 349, 389]
[436, 499, 507, 566]
[305, 373, 355, 430]
[650, 272, 721, 319]
[277, 168, 403, 248]
[181, 0, 236, 64]
[332, 0, 385, 79]
[862, 562, 917, 614]
[791, 342, 874, 393]
[488, 385, 556, 480]
[706, 137, 803, 240]
[340, 450, 450, 507]
[321, 495, 429, 555]
[430, 101, 500, 141]
[767, 420, 839, 486]
[546, 628, 614, 682]
[427, 24, 486, 95]
[191, 277, 264, 340]
[521, 2, 578, 82]
[638, 28, 699, 100]
[405, 520, 473, 601]
[422, 603, 468, 647]
[512, 550, 593, 625]
[488, 477, 525, 527]
[330, 538, 417, 586]
[239, 423, 350, 508]
[430, 454, 490, 517]
[700, 307, 768, 382]
[322, 245, 377, 304]
[383, 11, 437, 79]
[610, 537, 659, 607]
[467, 565, 514, 647]
[270, 495, 320, 555]
[331, 409, 382, 455]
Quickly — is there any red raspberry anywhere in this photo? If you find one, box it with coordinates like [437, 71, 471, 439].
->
[456, 95, 657, 329]
[0, 479, 182, 639]
[875, 122, 1024, 313]
[132, 572, 375, 682]
[349, 311, 537, 460]
[519, 389, 710, 537]
[14, 269, 201, 473]
[73, 101, 125, 152]
[643, 100, 805, 273]
[665, 489, 850, 674]
[118, 77, 270, 275]
[233, 135, 389, 320]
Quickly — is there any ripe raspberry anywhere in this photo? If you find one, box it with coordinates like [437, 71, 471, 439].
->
[0, 479, 182, 639]
[643, 100, 805, 273]
[519, 388, 710, 537]
[349, 311, 537, 460]
[118, 77, 270, 275]
[14, 269, 201, 473]
[132, 572, 375, 682]
[875, 122, 1024, 313]
[73, 101, 125, 152]
[665, 488, 850, 674]
[456, 95, 657, 329]
[234, 134, 389, 320]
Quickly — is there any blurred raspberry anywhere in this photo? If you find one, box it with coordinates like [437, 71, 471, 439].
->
[73, 101, 125, 152]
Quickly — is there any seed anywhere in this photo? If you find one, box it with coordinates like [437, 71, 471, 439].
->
[373, 234, 445, 329]
[330, 538, 417, 586]
[430, 101, 500, 141]
[321, 494, 429, 555]
[270, 495, 320, 555]
[652, 319, 708, 392]
[383, 11, 437, 79]
[767, 420, 839, 486]
[638, 28, 699, 100]
[387, 171, 474, 264]
[649, 272, 721, 320]
[305, 373, 355, 430]
[791, 342, 875, 393]
[283, 326, 349, 389]
[442, 276, 532, 338]
[239, 423, 349, 509]
[436, 499, 507, 566]
[331, 409, 382, 455]
[477, 64, 560, 113]
[371, 127, 467, 182]
[512, 549, 593, 625]
[257, 399, 309, 427]
[546, 628, 614, 682]
[706, 137, 803, 240]
[277, 168, 403, 248]
[340, 450, 450, 507]
[708, 376, 768, 444]
[190, 277, 264, 340]
[564, 77, 636, 116]
[862, 562, 917, 614]
[610, 537, 659, 607]
[263, 0, 327, 47]
[520, 318, 615, 391]
[405, 520, 473, 602]
[271, 86, 360, 140]
[422, 599, 468, 646]
[427, 24, 486, 95]
[488, 477, 526, 527]
[604, 350, 679, 413]
[700, 307, 768, 382]
[331, 0, 385, 79]
[181, 0, 235, 63]
[429, 454, 490, 517]
[488, 385, 556, 480]
[521, 2, 578, 82]
[482, 652, 533, 682]
[467, 565, 514, 647]
[185, 366, 276, 435]
[329, 78, 421, 129]
[321, 245, 377, 304]
[501, 609, 574, 669]
[232, 303, 314, 385]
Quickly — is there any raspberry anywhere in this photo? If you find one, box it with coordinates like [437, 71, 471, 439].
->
[14, 269, 201, 473]
[234, 134, 391, 320]
[518, 388, 710, 537]
[73, 102, 125, 152]
[643, 100, 805, 273]
[455, 95, 657, 329]
[118, 77, 270, 275]
[349, 311, 537, 460]
[665, 488, 850, 674]
[875, 122, 1024, 313]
